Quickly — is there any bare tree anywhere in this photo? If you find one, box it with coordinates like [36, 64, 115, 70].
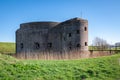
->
[92, 37, 109, 50]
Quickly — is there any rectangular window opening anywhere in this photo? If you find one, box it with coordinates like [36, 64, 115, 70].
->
[69, 33, 71, 37]
[69, 46, 72, 49]
[76, 30, 80, 34]
[35, 42, 40, 49]
[84, 27, 87, 31]
[48, 43, 52, 48]
[85, 42, 88, 46]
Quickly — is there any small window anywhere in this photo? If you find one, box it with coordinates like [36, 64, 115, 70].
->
[35, 42, 40, 49]
[85, 42, 88, 46]
[69, 33, 71, 37]
[69, 46, 72, 49]
[77, 44, 80, 47]
[20, 43, 23, 49]
[48, 43, 52, 48]
[84, 27, 87, 31]
[76, 30, 80, 34]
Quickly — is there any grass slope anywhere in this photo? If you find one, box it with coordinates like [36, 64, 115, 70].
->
[0, 54, 120, 80]
[0, 42, 15, 54]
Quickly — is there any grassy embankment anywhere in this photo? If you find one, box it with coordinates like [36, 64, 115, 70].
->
[0, 42, 120, 80]
[0, 42, 15, 54]
[0, 53, 120, 80]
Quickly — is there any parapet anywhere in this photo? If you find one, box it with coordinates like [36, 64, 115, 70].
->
[20, 22, 60, 30]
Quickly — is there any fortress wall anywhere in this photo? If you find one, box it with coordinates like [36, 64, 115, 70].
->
[16, 29, 48, 53]
[16, 22, 59, 54]
[16, 18, 90, 60]
[47, 24, 63, 52]
[16, 50, 90, 60]
[15, 50, 116, 60]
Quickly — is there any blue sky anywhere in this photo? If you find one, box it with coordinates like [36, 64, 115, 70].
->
[0, 0, 120, 45]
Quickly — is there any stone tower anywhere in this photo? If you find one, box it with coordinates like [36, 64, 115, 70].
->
[16, 17, 88, 59]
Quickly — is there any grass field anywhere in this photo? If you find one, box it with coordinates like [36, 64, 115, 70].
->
[0, 42, 15, 54]
[0, 53, 120, 80]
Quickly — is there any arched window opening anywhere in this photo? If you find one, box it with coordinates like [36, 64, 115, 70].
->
[48, 43, 52, 48]
[35, 42, 40, 49]
[85, 42, 88, 46]
[69, 46, 72, 49]
[84, 27, 87, 31]
[76, 30, 80, 34]
[68, 33, 71, 37]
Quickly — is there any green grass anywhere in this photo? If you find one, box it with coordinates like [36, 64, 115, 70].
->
[89, 46, 120, 50]
[0, 53, 120, 80]
[0, 42, 15, 54]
